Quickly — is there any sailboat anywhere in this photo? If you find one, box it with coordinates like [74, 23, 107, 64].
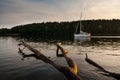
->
[74, 13, 91, 42]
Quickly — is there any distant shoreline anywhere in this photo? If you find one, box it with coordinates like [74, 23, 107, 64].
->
[1, 19, 120, 41]
[0, 34, 19, 36]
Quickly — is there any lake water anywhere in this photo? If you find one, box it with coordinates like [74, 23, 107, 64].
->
[0, 37, 120, 80]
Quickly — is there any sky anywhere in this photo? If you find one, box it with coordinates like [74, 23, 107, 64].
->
[0, 0, 120, 28]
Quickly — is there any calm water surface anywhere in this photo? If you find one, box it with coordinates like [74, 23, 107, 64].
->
[0, 37, 120, 80]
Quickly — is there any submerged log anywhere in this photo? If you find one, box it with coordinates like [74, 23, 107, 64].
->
[18, 39, 82, 80]
[85, 53, 120, 80]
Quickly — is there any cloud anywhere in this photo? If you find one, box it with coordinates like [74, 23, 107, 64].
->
[0, 0, 120, 28]
[84, 0, 120, 19]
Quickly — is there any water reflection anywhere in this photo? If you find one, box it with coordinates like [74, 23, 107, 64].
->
[0, 37, 120, 80]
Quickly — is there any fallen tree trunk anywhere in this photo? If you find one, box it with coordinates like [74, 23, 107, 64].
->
[85, 54, 120, 80]
[18, 39, 82, 80]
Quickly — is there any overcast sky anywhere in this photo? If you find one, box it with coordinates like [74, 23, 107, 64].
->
[0, 0, 120, 28]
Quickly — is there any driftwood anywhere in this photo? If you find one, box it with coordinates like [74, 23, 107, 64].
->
[85, 54, 120, 80]
[18, 39, 82, 80]
[56, 43, 77, 75]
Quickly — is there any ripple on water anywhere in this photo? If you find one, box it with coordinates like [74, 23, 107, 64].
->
[0, 37, 120, 80]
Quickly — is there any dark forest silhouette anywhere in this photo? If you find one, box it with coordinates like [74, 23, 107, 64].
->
[0, 19, 120, 41]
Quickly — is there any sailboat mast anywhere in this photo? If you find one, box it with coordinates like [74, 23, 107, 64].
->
[80, 12, 82, 33]
[80, 20, 82, 33]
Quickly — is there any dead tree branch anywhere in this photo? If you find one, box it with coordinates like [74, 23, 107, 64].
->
[18, 39, 82, 80]
[85, 54, 120, 80]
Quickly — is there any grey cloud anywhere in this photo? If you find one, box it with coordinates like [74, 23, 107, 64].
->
[0, 0, 120, 28]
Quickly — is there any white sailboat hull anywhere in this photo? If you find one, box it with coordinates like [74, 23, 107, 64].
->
[74, 33, 91, 41]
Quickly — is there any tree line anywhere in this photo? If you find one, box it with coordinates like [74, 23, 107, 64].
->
[0, 19, 120, 41]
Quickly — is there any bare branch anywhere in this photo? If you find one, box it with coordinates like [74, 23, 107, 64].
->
[85, 53, 120, 80]
[18, 39, 82, 80]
